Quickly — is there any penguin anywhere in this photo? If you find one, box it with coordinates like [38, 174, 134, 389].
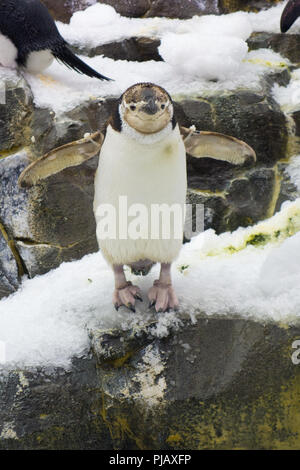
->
[0, 0, 111, 80]
[18, 82, 256, 313]
[280, 0, 300, 33]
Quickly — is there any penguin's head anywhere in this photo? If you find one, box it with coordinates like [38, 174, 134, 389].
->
[120, 83, 173, 134]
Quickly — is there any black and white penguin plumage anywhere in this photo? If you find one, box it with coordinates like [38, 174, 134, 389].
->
[0, 0, 111, 80]
[18, 83, 256, 313]
[281, 0, 300, 32]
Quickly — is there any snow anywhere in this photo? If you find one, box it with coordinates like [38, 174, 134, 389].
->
[23, 47, 290, 115]
[273, 68, 300, 112]
[0, 199, 300, 371]
[22, 3, 293, 114]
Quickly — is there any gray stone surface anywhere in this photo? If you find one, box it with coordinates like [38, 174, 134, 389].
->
[0, 71, 33, 153]
[0, 315, 300, 449]
[0, 231, 19, 299]
[248, 32, 300, 64]
[72, 37, 162, 62]
[98, 0, 220, 19]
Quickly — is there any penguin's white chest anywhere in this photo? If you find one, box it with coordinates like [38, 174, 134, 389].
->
[0, 30, 53, 73]
[0, 33, 18, 68]
[93, 124, 187, 265]
[26, 50, 54, 73]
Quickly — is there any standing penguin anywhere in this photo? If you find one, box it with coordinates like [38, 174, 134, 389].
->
[19, 83, 256, 313]
[0, 0, 111, 80]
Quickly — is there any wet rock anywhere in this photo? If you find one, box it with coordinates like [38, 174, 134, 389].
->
[1, 316, 300, 449]
[98, 0, 281, 18]
[226, 168, 276, 229]
[41, 0, 283, 23]
[98, 0, 219, 19]
[175, 88, 288, 167]
[186, 189, 230, 235]
[0, 230, 19, 300]
[31, 98, 115, 157]
[275, 162, 299, 213]
[219, 0, 283, 14]
[16, 236, 97, 278]
[0, 68, 293, 277]
[248, 32, 300, 65]
[0, 70, 33, 153]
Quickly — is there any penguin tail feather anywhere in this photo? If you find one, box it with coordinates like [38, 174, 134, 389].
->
[280, 0, 300, 32]
[53, 44, 112, 81]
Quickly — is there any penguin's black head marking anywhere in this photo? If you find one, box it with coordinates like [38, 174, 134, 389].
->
[120, 83, 175, 135]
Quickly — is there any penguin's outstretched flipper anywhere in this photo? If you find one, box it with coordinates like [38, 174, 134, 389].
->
[280, 0, 300, 32]
[52, 44, 112, 81]
[180, 126, 256, 165]
[18, 131, 104, 188]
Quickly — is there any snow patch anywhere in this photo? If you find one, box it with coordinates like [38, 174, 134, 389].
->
[273, 68, 300, 112]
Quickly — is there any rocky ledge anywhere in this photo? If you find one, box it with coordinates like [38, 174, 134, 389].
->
[0, 314, 300, 450]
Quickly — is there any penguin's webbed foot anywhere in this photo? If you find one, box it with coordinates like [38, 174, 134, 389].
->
[148, 280, 179, 313]
[113, 281, 142, 312]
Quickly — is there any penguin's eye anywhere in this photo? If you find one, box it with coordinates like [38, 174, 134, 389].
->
[130, 105, 136, 111]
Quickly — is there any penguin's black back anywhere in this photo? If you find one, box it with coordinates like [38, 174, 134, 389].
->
[0, 0, 63, 65]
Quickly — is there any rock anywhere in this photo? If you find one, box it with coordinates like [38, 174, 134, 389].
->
[0, 95, 118, 279]
[226, 168, 277, 229]
[248, 32, 300, 65]
[175, 75, 289, 233]
[144, 0, 220, 18]
[186, 189, 230, 235]
[186, 168, 277, 234]
[98, 0, 281, 19]
[0, 230, 19, 300]
[72, 37, 162, 61]
[41, 0, 97, 23]
[98, 0, 219, 18]
[0, 70, 33, 153]
[40, 0, 283, 23]
[1, 315, 300, 449]
[219, 0, 283, 14]
[292, 110, 300, 136]
[31, 98, 114, 157]
[98, 0, 152, 18]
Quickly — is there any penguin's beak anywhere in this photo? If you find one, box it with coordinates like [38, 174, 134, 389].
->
[142, 99, 159, 115]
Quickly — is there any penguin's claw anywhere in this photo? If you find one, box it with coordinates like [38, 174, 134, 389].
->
[148, 281, 179, 313]
[113, 283, 142, 312]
